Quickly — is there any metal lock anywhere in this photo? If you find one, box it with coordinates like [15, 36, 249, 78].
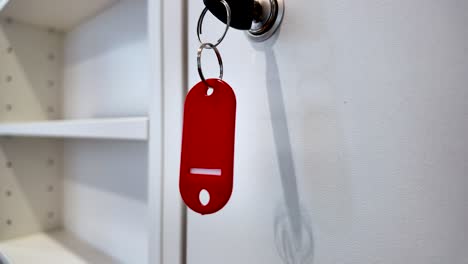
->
[203, 0, 285, 41]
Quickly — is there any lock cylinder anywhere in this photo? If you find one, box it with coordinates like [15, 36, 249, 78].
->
[203, 0, 285, 41]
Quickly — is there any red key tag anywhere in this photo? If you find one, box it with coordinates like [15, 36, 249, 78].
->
[179, 78, 236, 215]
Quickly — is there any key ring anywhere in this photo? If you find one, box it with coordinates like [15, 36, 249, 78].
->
[197, 42, 223, 87]
[197, 0, 231, 47]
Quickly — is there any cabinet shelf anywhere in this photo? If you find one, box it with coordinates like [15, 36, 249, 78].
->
[0, 230, 119, 264]
[0, 0, 151, 262]
[0, 117, 148, 140]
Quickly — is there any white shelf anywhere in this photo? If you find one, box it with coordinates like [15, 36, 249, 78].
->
[0, 230, 119, 264]
[1, 0, 118, 30]
[0, 117, 148, 140]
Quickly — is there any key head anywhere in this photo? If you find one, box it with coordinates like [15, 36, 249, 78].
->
[203, 0, 255, 30]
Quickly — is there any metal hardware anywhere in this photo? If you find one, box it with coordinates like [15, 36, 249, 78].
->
[0, 251, 11, 264]
[203, 0, 284, 41]
[197, 0, 231, 47]
[247, 0, 284, 41]
[0, 0, 9, 11]
[197, 43, 224, 86]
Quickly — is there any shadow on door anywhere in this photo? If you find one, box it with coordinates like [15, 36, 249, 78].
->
[255, 32, 315, 263]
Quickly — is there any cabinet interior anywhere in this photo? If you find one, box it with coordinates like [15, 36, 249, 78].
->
[0, 0, 150, 263]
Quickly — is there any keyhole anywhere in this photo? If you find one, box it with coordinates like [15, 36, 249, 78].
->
[206, 87, 214, 96]
[199, 189, 210, 206]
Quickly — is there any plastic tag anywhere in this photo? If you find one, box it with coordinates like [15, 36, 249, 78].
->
[179, 78, 236, 215]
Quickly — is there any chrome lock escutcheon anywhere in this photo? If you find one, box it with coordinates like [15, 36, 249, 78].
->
[203, 0, 284, 41]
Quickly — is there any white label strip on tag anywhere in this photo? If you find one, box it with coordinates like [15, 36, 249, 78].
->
[190, 168, 222, 176]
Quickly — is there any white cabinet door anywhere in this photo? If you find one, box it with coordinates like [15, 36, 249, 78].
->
[186, 1, 468, 263]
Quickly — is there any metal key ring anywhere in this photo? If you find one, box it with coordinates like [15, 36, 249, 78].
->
[197, 0, 232, 47]
[197, 42, 223, 86]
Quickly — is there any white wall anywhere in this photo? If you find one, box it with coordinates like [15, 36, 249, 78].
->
[63, 0, 149, 119]
[63, 140, 148, 264]
[185, 0, 468, 263]
[62, 1, 149, 263]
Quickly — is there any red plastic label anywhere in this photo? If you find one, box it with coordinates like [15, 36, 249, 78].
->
[180, 79, 237, 215]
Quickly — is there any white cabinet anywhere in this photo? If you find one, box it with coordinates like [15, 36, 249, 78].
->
[175, 0, 468, 264]
[0, 0, 158, 263]
[2, 0, 468, 264]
